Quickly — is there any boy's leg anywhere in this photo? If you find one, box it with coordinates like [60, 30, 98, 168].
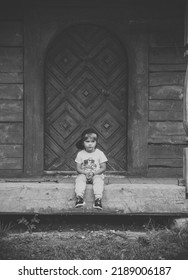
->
[92, 175, 104, 199]
[75, 174, 87, 198]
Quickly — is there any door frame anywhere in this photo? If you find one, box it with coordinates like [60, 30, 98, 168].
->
[24, 7, 148, 176]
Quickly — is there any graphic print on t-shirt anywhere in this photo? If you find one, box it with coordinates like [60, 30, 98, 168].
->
[81, 158, 97, 172]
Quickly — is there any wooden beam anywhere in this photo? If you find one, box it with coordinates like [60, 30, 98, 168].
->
[24, 8, 44, 176]
[127, 24, 148, 175]
[183, 0, 188, 194]
[0, 182, 187, 214]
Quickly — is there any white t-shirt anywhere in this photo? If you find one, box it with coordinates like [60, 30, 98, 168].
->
[75, 148, 108, 172]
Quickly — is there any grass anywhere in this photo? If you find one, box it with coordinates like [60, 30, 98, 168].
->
[0, 221, 14, 238]
[0, 216, 188, 260]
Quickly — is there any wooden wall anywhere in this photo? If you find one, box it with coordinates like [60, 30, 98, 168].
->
[0, 2, 186, 178]
[148, 19, 186, 177]
[0, 12, 24, 177]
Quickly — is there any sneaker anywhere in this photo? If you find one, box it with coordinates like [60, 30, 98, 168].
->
[75, 196, 85, 208]
[93, 198, 103, 210]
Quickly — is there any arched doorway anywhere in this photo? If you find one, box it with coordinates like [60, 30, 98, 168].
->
[44, 24, 128, 172]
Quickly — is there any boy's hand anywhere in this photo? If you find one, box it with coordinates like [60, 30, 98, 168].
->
[86, 171, 94, 179]
[86, 171, 94, 184]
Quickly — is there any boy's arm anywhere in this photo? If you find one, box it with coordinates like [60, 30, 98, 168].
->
[93, 162, 106, 175]
[76, 162, 88, 175]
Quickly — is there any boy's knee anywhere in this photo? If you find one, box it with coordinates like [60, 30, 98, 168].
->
[93, 175, 104, 183]
[93, 175, 104, 185]
[75, 174, 86, 182]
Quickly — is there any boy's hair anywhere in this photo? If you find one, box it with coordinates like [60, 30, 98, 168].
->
[76, 128, 98, 149]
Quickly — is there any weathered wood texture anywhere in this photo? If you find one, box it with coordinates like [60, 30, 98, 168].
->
[183, 148, 188, 194]
[183, 0, 188, 194]
[0, 101, 23, 121]
[0, 20, 23, 174]
[24, 9, 44, 176]
[148, 19, 186, 177]
[0, 3, 186, 179]
[0, 182, 187, 214]
[127, 27, 148, 176]
[22, 6, 150, 177]
[45, 24, 128, 172]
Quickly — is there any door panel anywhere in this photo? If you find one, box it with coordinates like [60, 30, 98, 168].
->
[44, 24, 128, 171]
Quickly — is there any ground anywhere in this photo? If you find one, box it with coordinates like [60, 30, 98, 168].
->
[1, 215, 188, 260]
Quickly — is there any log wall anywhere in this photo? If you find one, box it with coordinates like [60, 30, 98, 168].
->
[0, 3, 186, 178]
[148, 19, 186, 177]
[0, 15, 23, 176]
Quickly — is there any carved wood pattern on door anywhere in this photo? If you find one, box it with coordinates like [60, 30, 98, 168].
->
[44, 24, 128, 171]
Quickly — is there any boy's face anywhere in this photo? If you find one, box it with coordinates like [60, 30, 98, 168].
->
[83, 136, 97, 153]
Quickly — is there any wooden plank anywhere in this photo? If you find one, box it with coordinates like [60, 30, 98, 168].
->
[149, 72, 185, 86]
[0, 47, 23, 72]
[149, 122, 185, 136]
[0, 73, 23, 83]
[149, 64, 186, 72]
[0, 123, 23, 144]
[183, 46, 188, 136]
[149, 100, 183, 121]
[0, 100, 23, 121]
[0, 183, 187, 214]
[148, 158, 183, 168]
[183, 148, 188, 194]
[184, 1, 188, 194]
[0, 170, 22, 178]
[149, 31, 184, 47]
[184, 0, 188, 46]
[0, 84, 23, 99]
[148, 122, 186, 144]
[148, 168, 183, 178]
[149, 100, 183, 111]
[149, 111, 183, 121]
[149, 144, 184, 159]
[149, 47, 185, 64]
[149, 85, 183, 100]
[0, 158, 23, 169]
[148, 135, 186, 144]
[0, 21, 23, 46]
[0, 144, 23, 157]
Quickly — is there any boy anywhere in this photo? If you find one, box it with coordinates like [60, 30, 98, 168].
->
[74, 128, 108, 210]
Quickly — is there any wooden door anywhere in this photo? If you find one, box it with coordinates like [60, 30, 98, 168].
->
[44, 24, 128, 172]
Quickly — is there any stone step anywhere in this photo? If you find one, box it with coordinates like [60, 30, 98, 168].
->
[0, 182, 187, 215]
